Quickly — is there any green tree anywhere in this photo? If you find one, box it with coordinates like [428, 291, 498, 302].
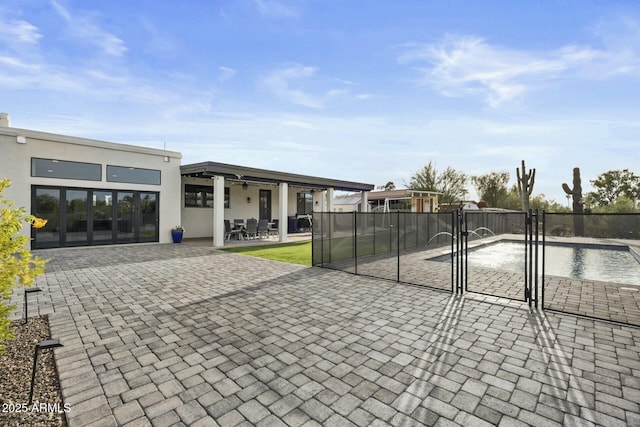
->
[587, 169, 640, 207]
[408, 162, 468, 204]
[592, 196, 637, 213]
[438, 167, 468, 204]
[1, 179, 47, 352]
[377, 181, 396, 191]
[472, 171, 510, 207]
[408, 162, 438, 191]
[501, 185, 521, 210]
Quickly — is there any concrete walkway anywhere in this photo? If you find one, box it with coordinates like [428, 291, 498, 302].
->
[12, 243, 640, 426]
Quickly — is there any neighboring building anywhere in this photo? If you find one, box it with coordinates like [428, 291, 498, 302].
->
[332, 193, 366, 212]
[0, 114, 373, 248]
[333, 189, 440, 213]
[367, 189, 440, 212]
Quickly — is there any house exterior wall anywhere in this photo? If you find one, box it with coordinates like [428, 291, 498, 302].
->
[0, 128, 181, 248]
[180, 178, 322, 238]
[181, 178, 281, 239]
[333, 203, 358, 212]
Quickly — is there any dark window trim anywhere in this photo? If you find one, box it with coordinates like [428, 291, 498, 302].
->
[184, 184, 229, 208]
[31, 184, 159, 248]
[296, 192, 313, 215]
[106, 165, 162, 185]
[31, 157, 102, 181]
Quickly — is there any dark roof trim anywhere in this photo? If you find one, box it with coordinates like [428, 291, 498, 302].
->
[181, 161, 374, 192]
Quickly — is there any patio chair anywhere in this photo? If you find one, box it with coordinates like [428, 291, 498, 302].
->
[224, 220, 243, 241]
[245, 218, 258, 240]
[298, 215, 311, 232]
[257, 219, 269, 239]
[269, 219, 279, 237]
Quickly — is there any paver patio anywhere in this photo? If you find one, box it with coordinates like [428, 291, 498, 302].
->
[11, 243, 640, 426]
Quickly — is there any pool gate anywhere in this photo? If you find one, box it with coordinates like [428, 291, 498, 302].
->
[312, 211, 640, 327]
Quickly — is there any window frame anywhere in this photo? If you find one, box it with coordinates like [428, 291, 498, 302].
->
[31, 158, 102, 181]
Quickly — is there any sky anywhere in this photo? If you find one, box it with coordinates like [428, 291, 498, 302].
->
[1, 0, 640, 204]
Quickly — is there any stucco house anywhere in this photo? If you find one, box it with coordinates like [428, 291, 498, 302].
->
[332, 189, 440, 213]
[0, 113, 373, 248]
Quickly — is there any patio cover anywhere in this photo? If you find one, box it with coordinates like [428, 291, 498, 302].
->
[181, 161, 374, 246]
[181, 161, 374, 192]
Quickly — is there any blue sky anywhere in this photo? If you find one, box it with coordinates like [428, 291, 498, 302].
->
[1, 0, 639, 203]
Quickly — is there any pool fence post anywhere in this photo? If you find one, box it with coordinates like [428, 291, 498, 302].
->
[397, 211, 400, 282]
[542, 210, 546, 309]
[353, 211, 358, 275]
[534, 209, 540, 310]
[450, 210, 455, 293]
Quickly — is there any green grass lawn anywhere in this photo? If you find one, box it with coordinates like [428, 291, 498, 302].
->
[221, 241, 312, 266]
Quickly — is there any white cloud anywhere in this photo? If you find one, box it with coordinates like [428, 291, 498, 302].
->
[0, 18, 41, 44]
[399, 30, 639, 107]
[263, 64, 324, 108]
[263, 63, 359, 108]
[254, 0, 299, 19]
[50, 0, 127, 57]
[218, 66, 237, 82]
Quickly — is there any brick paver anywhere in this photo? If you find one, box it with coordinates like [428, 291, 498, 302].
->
[10, 243, 640, 426]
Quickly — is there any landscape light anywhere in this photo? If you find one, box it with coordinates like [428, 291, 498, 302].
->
[24, 287, 42, 324]
[29, 339, 64, 405]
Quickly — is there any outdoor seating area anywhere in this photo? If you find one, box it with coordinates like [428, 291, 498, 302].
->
[224, 218, 279, 241]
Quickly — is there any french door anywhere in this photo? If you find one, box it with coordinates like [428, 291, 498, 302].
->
[33, 186, 158, 248]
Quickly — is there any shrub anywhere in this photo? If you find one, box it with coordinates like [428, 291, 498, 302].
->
[0, 178, 47, 352]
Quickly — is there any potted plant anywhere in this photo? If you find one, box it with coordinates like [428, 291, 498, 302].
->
[171, 225, 184, 243]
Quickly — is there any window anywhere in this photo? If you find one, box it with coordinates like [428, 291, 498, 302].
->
[107, 165, 161, 185]
[31, 158, 101, 181]
[184, 184, 229, 208]
[297, 192, 313, 215]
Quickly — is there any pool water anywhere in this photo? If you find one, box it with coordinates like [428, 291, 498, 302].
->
[434, 241, 640, 285]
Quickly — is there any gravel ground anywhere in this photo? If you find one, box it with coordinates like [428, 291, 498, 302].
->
[0, 316, 67, 427]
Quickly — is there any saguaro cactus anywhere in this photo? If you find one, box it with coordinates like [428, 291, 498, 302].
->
[562, 167, 584, 236]
[516, 160, 536, 212]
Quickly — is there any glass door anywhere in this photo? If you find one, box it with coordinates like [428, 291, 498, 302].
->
[93, 191, 114, 243]
[117, 192, 135, 242]
[66, 190, 89, 244]
[33, 188, 61, 248]
[139, 192, 158, 242]
[259, 190, 272, 221]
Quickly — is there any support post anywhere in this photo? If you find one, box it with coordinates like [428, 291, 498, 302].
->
[326, 188, 334, 213]
[279, 182, 288, 243]
[212, 175, 225, 247]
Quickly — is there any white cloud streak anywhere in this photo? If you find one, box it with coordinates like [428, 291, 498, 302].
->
[399, 31, 639, 107]
[263, 63, 356, 108]
[263, 64, 324, 108]
[253, 0, 299, 19]
[0, 18, 42, 44]
[50, 0, 127, 57]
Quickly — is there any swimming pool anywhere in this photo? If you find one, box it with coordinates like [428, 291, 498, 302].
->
[432, 241, 640, 285]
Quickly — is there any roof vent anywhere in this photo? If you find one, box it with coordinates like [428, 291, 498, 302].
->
[0, 113, 10, 127]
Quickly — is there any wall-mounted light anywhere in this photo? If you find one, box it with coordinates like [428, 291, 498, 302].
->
[247, 197, 252, 204]
[242, 182, 248, 190]
[16, 135, 26, 144]
[163, 156, 170, 162]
